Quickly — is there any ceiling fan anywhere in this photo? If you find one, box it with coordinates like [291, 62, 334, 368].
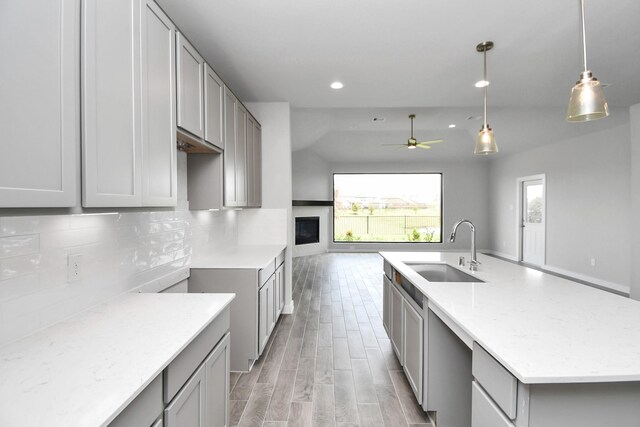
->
[382, 114, 443, 150]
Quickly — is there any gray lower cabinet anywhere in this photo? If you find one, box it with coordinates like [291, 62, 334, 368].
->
[275, 263, 285, 317]
[258, 278, 271, 354]
[165, 362, 206, 426]
[402, 299, 424, 403]
[110, 310, 230, 427]
[205, 333, 230, 427]
[382, 275, 391, 335]
[190, 249, 286, 372]
[0, 0, 79, 207]
[165, 333, 230, 427]
[472, 381, 513, 427]
[471, 341, 640, 427]
[390, 283, 404, 362]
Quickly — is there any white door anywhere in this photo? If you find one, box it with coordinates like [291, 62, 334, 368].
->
[176, 32, 205, 138]
[521, 179, 545, 266]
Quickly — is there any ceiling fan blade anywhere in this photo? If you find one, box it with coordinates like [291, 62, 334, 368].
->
[417, 139, 443, 145]
[380, 143, 407, 146]
[416, 145, 431, 150]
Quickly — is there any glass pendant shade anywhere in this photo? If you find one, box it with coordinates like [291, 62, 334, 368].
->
[474, 125, 498, 155]
[566, 71, 609, 122]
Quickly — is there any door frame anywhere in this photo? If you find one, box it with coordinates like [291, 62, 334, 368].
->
[516, 174, 546, 265]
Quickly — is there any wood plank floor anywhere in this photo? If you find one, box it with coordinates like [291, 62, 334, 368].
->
[229, 253, 434, 427]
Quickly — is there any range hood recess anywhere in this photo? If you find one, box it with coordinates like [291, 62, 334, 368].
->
[176, 129, 221, 154]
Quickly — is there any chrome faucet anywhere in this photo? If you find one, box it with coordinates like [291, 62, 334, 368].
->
[450, 219, 480, 270]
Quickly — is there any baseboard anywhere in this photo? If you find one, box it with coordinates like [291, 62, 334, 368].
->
[481, 250, 519, 262]
[541, 264, 630, 296]
[282, 300, 295, 314]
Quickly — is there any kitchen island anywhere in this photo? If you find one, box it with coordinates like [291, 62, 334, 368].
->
[381, 251, 640, 427]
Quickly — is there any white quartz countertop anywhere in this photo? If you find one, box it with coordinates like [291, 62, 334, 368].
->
[191, 244, 286, 269]
[380, 251, 640, 384]
[0, 292, 235, 427]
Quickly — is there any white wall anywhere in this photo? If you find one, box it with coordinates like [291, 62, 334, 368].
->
[245, 102, 294, 312]
[292, 150, 331, 200]
[488, 110, 631, 293]
[289, 158, 491, 253]
[630, 103, 640, 299]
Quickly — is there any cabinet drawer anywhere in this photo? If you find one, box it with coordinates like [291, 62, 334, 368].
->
[472, 381, 515, 427]
[472, 343, 517, 419]
[259, 260, 276, 287]
[164, 307, 230, 403]
[275, 249, 285, 268]
[109, 374, 163, 427]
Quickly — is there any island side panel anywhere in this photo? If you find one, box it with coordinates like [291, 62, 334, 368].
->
[189, 268, 258, 372]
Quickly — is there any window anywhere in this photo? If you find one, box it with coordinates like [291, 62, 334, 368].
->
[333, 173, 442, 243]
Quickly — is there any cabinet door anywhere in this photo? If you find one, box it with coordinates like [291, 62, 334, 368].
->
[205, 333, 230, 427]
[383, 275, 391, 335]
[276, 264, 285, 317]
[246, 118, 262, 208]
[204, 64, 224, 150]
[164, 362, 206, 427]
[253, 123, 262, 208]
[258, 282, 269, 355]
[403, 300, 424, 403]
[0, 0, 79, 207]
[140, 0, 177, 206]
[390, 284, 404, 364]
[267, 275, 276, 334]
[235, 104, 248, 207]
[246, 115, 256, 207]
[223, 87, 238, 206]
[176, 32, 204, 139]
[472, 381, 515, 427]
[82, 0, 142, 207]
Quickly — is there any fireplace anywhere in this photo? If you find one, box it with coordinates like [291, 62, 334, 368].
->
[295, 216, 320, 245]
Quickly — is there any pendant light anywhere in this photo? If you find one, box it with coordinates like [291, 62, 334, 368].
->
[566, 0, 609, 122]
[475, 41, 498, 155]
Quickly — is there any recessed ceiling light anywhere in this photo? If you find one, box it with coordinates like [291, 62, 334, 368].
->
[448, 124, 456, 128]
[475, 80, 490, 88]
[330, 81, 344, 89]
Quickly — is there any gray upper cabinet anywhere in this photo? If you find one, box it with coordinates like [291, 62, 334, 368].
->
[247, 117, 262, 208]
[0, 0, 79, 207]
[82, 0, 176, 207]
[140, 0, 177, 206]
[176, 32, 205, 139]
[223, 88, 239, 207]
[235, 104, 248, 207]
[204, 64, 224, 150]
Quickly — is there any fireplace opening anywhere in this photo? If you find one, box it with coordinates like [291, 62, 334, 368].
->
[295, 216, 320, 245]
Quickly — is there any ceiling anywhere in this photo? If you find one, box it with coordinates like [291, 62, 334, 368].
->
[157, 0, 640, 161]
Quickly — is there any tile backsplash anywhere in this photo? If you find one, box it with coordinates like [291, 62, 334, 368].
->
[0, 208, 238, 345]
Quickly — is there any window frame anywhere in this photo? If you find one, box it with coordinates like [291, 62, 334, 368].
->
[332, 172, 444, 244]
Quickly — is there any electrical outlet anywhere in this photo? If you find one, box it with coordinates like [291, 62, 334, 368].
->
[68, 253, 82, 282]
[590, 258, 597, 267]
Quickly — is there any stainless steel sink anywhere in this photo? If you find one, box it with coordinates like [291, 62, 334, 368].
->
[405, 262, 484, 283]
